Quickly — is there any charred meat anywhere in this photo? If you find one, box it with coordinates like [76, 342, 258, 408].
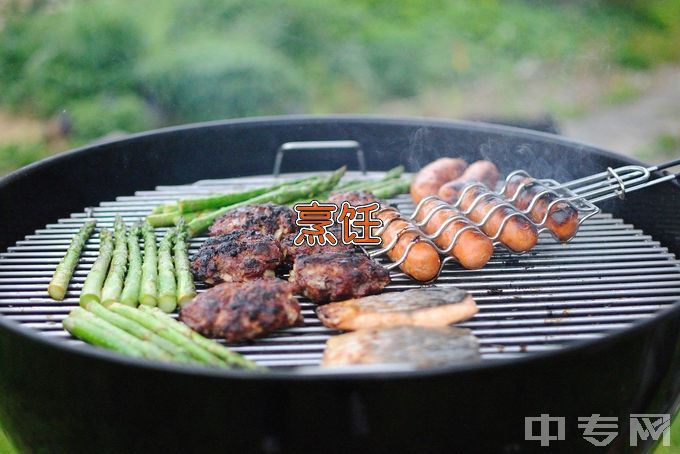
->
[327, 190, 377, 207]
[179, 279, 303, 342]
[289, 251, 390, 303]
[191, 230, 282, 284]
[208, 203, 297, 239]
[317, 287, 478, 330]
[322, 326, 480, 368]
[280, 227, 355, 265]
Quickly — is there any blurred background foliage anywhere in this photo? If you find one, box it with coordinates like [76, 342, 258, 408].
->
[0, 0, 678, 174]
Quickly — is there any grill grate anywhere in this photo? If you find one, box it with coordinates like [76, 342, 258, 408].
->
[1, 171, 680, 369]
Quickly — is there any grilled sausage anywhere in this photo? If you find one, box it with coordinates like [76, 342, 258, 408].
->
[410, 158, 468, 204]
[502, 174, 579, 242]
[414, 198, 494, 269]
[438, 160, 500, 203]
[458, 185, 538, 253]
[376, 209, 441, 282]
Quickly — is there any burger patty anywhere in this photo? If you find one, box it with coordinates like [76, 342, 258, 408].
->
[179, 279, 303, 342]
[191, 230, 282, 284]
[289, 251, 390, 303]
[208, 203, 297, 239]
[280, 227, 355, 265]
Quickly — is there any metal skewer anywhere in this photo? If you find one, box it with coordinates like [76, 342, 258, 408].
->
[371, 157, 680, 282]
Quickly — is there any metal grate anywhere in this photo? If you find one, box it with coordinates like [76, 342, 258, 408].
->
[1, 171, 679, 369]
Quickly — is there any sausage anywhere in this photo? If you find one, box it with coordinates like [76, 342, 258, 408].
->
[376, 209, 441, 282]
[410, 158, 468, 204]
[414, 198, 494, 269]
[438, 160, 500, 203]
[502, 174, 579, 242]
[458, 185, 538, 253]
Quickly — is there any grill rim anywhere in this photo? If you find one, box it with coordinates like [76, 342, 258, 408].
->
[0, 113, 678, 379]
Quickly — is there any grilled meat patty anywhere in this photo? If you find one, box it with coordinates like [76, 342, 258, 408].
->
[191, 230, 282, 284]
[289, 251, 390, 303]
[180, 279, 303, 342]
[322, 326, 480, 368]
[280, 227, 355, 265]
[327, 190, 378, 207]
[317, 287, 478, 330]
[208, 203, 297, 239]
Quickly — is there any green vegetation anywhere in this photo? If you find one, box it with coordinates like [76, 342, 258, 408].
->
[0, 0, 677, 173]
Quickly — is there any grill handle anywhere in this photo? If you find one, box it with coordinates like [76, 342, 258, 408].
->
[272, 140, 367, 177]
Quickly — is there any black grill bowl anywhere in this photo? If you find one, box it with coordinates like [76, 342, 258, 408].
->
[0, 116, 678, 453]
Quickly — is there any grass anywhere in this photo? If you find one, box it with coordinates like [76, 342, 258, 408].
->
[0, 422, 16, 453]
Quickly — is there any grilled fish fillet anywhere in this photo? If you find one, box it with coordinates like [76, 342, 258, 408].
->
[316, 287, 477, 330]
[322, 326, 480, 368]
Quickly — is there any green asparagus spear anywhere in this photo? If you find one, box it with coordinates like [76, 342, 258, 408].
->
[109, 303, 226, 367]
[335, 165, 404, 191]
[146, 211, 180, 228]
[186, 166, 346, 237]
[63, 313, 143, 358]
[120, 224, 142, 307]
[80, 228, 114, 307]
[370, 179, 411, 199]
[48, 220, 96, 300]
[174, 221, 195, 305]
[139, 222, 158, 307]
[157, 228, 177, 313]
[101, 216, 128, 306]
[66, 307, 172, 360]
[145, 209, 209, 228]
[162, 203, 178, 213]
[138, 305, 262, 370]
[177, 176, 319, 214]
[84, 301, 194, 362]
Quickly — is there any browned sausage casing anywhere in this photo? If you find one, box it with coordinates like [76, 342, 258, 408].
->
[438, 160, 500, 203]
[458, 185, 538, 253]
[376, 209, 441, 282]
[414, 199, 494, 269]
[502, 175, 579, 242]
[410, 158, 468, 204]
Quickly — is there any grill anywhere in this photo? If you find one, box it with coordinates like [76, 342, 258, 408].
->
[1, 169, 679, 370]
[1, 116, 678, 453]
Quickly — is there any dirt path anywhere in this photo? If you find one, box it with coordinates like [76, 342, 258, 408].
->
[561, 65, 680, 162]
[0, 111, 43, 146]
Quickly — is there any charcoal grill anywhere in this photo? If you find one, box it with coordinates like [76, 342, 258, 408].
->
[0, 116, 678, 453]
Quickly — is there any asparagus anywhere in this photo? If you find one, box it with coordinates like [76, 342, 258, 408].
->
[101, 216, 128, 306]
[80, 228, 114, 306]
[109, 303, 226, 367]
[146, 209, 208, 228]
[66, 307, 172, 360]
[157, 228, 177, 313]
[119, 224, 142, 307]
[371, 179, 411, 199]
[63, 313, 143, 358]
[177, 176, 319, 214]
[138, 305, 262, 370]
[48, 220, 96, 300]
[174, 220, 196, 305]
[84, 301, 194, 362]
[335, 165, 404, 191]
[139, 222, 158, 307]
[186, 166, 346, 237]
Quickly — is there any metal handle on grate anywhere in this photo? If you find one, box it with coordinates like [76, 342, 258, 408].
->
[272, 140, 367, 177]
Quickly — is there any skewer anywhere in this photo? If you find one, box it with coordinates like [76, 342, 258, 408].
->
[371, 157, 680, 282]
